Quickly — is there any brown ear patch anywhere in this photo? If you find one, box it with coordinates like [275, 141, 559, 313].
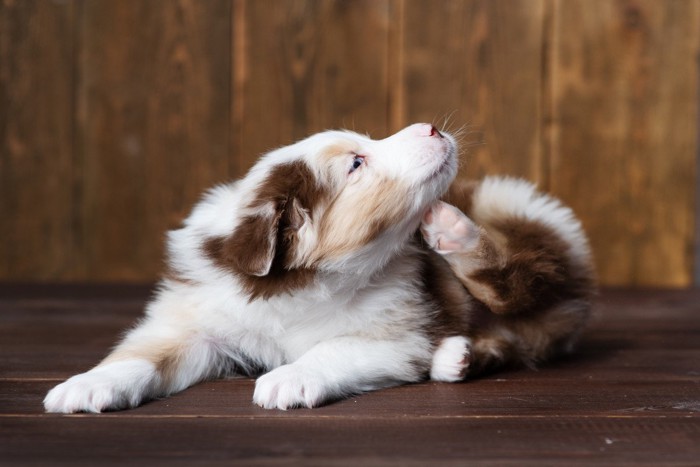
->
[204, 161, 327, 300]
[207, 207, 283, 277]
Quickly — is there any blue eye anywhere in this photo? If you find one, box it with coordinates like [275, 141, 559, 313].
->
[349, 155, 365, 174]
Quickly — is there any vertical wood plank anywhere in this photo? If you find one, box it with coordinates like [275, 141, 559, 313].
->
[550, 0, 700, 286]
[234, 0, 391, 173]
[1, 0, 697, 286]
[0, 0, 77, 280]
[398, 0, 547, 182]
[80, 0, 231, 280]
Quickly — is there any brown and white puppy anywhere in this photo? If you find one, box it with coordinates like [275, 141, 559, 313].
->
[44, 124, 595, 412]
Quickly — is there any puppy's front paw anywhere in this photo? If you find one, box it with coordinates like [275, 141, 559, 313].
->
[421, 201, 480, 254]
[44, 360, 155, 413]
[45, 372, 125, 413]
[253, 364, 328, 410]
[430, 336, 471, 382]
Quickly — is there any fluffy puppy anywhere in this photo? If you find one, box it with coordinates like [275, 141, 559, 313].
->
[44, 124, 594, 412]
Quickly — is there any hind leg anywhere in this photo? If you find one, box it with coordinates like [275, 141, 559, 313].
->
[435, 178, 596, 315]
[421, 201, 507, 313]
[422, 179, 595, 371]
[422, 198, 591, 315]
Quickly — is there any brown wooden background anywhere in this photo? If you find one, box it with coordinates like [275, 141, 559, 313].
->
[1, 0, 699, 286]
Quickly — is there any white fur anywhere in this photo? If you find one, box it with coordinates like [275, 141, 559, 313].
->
[45, 124, 458, 413]
[43, 360, 159, 413]
[430, 336, 471, 382]
[472, 176, 592, 266]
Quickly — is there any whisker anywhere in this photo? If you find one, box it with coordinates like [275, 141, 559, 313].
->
[440, 110, 459, 134]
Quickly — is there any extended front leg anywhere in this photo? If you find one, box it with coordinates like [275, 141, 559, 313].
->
[253, 336, 430, 410]
[44, 294, 221, 413]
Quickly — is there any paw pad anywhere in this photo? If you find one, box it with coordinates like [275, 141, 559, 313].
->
[421, 202, 479, 253]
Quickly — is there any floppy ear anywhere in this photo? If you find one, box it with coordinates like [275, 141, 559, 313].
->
[221, 196, 311, 277]
[225, 205, 284, 277]
[205, 160, 321, 281]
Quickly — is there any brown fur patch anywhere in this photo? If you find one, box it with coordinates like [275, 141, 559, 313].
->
[204, 161, 327, 300]
[466, 298, 592, 374]
[101, 338, 195, 389]
[470, 219, 594, 314]
[440, 229, 506, 311]
[248, 161, 327, 214]
[210, 205, 283, 277]
[416, 240, 480, 344]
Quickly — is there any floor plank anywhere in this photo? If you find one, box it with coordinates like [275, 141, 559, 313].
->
[2, 377, 699, 418]
[2, 417, 699, 466]
[1, 286, 699, 465]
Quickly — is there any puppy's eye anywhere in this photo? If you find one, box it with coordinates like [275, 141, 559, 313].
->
[349, 155, 365, 174]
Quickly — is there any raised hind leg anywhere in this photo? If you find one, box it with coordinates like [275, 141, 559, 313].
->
[422, 178, 596, 373]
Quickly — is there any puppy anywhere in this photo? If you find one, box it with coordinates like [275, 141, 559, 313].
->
[44, 124, 594, 412]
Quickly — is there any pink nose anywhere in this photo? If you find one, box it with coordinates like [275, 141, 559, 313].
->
[414, 123, 442, 138]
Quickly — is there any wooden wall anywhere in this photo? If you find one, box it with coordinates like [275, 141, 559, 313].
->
[1, 0, 699, 286]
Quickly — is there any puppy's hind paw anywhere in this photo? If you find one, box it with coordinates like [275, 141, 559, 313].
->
[430, 336, 471, 382]
[421, 201, 480, 254]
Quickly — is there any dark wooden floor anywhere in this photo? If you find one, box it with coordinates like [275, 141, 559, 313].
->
[1, 285, 698, 466]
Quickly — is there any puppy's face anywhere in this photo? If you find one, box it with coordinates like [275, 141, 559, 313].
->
[207, 123, 457, 298]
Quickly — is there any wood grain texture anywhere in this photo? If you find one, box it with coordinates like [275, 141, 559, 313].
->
[234, 0, 391, 172]
[79, 0, 231, 280]
[1, 417, 699, 466]
[0, 0, 77, 280]
[1, 286, 699, 464]
[0, 1, 698, 286]
[397, 0, 547, 181]
[549, 0, 700, 286]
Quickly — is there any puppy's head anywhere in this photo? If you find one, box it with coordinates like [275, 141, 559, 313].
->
[207, 123, 457, 299]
